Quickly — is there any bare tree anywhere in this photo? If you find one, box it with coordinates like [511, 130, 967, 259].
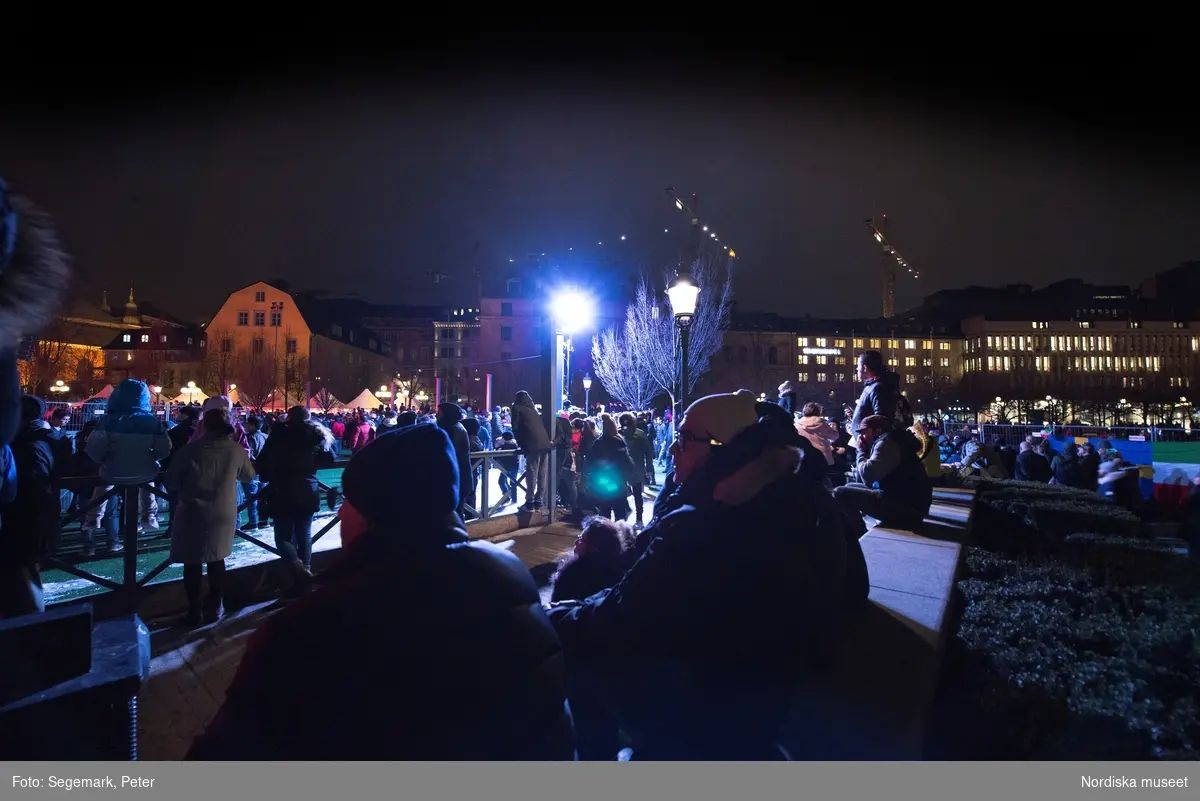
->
[623, 254, 734, 413]
[591, 327, 658, 411]
[312, 387, 339, 414]
[201, 328, 237, 395]
[17, 320, 73, 395]
[284, 353, 310, 407]
[237, 344, 276, 410]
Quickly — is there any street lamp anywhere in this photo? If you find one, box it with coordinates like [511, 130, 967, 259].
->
[666, 271, 700, 414]
[375, 383, 392, 407]
[50, 380, 69, 397]
[549, 288, 597, 524]
[180, 380, 202, 404]
[150, 385, 163, 404]
[582, 373, 592, 412]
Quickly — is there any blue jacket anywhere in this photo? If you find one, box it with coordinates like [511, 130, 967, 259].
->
[86, 379, 171, 484]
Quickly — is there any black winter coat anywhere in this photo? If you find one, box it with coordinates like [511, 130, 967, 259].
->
[189, 518, 575, 760]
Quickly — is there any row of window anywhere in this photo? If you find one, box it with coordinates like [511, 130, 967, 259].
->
[795, 372, 936, 386]
[121, 333, 201, 347]
[218, 338, 298, 355]
[236, 310, 283, 327]
[796, 337, 952, 351]
[1027, 319, 1188, 329]
[972, 334, 1197, 354]
[965, 355, 1164, 373]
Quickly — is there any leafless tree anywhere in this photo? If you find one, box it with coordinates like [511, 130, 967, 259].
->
[17, 320, 73, 395]
[201, 328, 237, 395]
[284, 353, 310, 407]
[591, 327, 658, 411]
[237, 344, 276, 410]
[312, 387, 339, 414]
[623, 254, 734, 413]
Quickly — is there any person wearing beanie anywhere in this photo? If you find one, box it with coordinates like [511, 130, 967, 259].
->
[189, 423, 576, 761]
[548, 388, 868, 760]
[0, 395, 64, 617]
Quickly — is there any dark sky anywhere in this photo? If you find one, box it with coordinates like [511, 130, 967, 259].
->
[3, 49, 1199, 322]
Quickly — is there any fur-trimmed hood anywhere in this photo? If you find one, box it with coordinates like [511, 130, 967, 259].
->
[0, 183, 71, 342]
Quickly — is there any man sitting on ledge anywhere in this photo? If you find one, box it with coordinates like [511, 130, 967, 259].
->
[833, 414, 932, 531]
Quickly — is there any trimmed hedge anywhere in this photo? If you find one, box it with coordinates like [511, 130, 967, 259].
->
[927, 480, 1199, 759]
[965, 477, 1145, 545]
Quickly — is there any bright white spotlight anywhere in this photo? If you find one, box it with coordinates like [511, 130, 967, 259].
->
[549, 288, 596, 334]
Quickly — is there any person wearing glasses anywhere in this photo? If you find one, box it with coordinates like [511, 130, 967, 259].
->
[548, 389, 867, 760]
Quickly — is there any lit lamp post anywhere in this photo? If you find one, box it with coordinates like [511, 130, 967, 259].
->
[550, 288, 596, 524]
[180, 380, 201, 404]
[50, 380, 70, 399]
[375, 384, 392, 409]
[415, 390, 428, 411]
[582, 373, 592, 413]
[666, 272, 700, 415]
[150, 385, 163, 404]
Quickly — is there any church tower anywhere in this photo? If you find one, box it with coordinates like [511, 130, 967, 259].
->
[122, 286, 141, 326]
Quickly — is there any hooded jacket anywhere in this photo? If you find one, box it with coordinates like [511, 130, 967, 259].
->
[511, 391, 551, 453]
[85, 379, 172, 484]
[796, 414, 840, 466]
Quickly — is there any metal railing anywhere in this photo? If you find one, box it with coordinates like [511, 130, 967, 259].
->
[43, 470, 344, 608]
[971, 423, 1199, 449]
[461, 449, 532, 521]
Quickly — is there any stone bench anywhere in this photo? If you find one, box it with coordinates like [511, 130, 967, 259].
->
[778, 520, 966, 759]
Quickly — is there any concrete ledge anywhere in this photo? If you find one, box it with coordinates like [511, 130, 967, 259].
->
[780, 525, 966, 759]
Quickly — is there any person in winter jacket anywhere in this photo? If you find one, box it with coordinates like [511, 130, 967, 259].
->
[256, 406, 335, 589]
[350, 413, 373, 452]
[777, 380, 797, 416]
[84, 379, 172, 547]
[436, 403, 475, 515]
[0, 396, 66, 617]
[166, 408, 255, 625]
[618, 413, 652, 525]
[833, 414, 932, 529]
[188, 423, 576, 760]
[795, 402, 840, 466]
[190, 395, 251, 455]
[1014, 440, 1052, 483]
[848, 350, 908, 437]
[511, 390, 551, 510]
[584, 414, 639, 523]
[548, 389, 868, 760]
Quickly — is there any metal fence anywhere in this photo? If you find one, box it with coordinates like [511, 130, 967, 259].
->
[968, 423, 1199, 449]
[45, 471, 344, 609]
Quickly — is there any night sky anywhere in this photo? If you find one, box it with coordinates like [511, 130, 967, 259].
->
[3, 48, 1199, 323]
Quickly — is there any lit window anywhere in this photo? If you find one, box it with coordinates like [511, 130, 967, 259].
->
[122, 334, 131, 343]
[140, 334, 149, 343]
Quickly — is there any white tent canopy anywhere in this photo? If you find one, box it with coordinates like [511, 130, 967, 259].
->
[344, 388, 385, 410]
[169, 388, 209, 405]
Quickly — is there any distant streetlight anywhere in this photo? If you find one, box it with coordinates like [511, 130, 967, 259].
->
[582, 373, 592, 412]
[180, 380, 202, 403]
[666, 271, 700, 412]
[50, 380, 69, 395]
[548, 288, 597, 524]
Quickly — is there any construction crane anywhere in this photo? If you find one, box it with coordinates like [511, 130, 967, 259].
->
[864, 213, 920, 318]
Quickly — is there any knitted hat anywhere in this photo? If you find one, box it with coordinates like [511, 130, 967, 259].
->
[681, 389, 760, 445]
[342, 423, 459, 523]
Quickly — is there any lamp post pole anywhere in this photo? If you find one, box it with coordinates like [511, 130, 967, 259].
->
[666, 273, 700, 417]
[583, 373, 592, 413]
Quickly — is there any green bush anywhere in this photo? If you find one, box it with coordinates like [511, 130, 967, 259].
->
[928, 533, 1200, 759]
